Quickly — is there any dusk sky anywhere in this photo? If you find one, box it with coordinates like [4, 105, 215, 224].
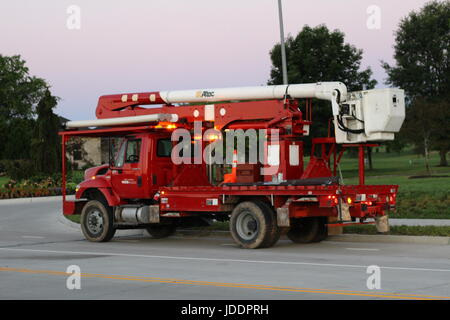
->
[0, 0, 432, 120]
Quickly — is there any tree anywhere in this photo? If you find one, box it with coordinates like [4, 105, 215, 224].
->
[268, 25, 377, 158]
[403, 98, 450, 170]
[1, 118, 35, 160]
[0, 54, 48, 159]
[31, 90, 61, 174]
[433, 99, 450, 166]
[382, 1, 450, 167]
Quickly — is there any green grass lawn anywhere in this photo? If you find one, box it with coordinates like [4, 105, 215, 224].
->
[0, 176, 8, 187]
[307, 147, 448, 177]
[65, 214, 81, 224]
[336, 150, 450, 219]
[338, 150, 450, 178]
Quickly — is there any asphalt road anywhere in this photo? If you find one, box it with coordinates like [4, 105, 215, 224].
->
[0, 198, 449, 300]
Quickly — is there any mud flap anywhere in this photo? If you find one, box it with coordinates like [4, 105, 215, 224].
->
[375, 215, 389, 233]
[149, 205, 160, 224]
[276, 207, 290, 227]
[339, 202, 352, 221]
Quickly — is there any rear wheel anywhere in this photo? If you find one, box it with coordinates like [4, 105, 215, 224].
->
[258, 201, 281, 247]
[287, 217, 322, 243]
[312, 217, 328, 242]
[81, 200, 116, 242]
[146, 224, 177, 239]
[230, 200, 279, 249]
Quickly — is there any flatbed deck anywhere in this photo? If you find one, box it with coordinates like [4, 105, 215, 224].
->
[160, 183, 397, 219]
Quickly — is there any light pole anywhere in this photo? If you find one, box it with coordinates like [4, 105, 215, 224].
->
[277, 0, 288, 85]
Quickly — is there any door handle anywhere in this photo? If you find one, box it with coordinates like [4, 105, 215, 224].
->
[137, 176, 142, 187]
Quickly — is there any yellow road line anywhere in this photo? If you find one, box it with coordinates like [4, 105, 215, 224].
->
[0, 267, 448, 300]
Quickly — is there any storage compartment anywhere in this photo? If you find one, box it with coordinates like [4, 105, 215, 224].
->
[236, 164, 262, 183]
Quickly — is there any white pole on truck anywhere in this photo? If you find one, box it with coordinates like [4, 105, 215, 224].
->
[66, 113, 178, 129]
[159, 82, 347, 115]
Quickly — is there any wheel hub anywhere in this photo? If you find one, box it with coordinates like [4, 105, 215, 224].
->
[247, 220, 257, 232]
[87, 209, 103, 235]
[236, 211, 259, 240]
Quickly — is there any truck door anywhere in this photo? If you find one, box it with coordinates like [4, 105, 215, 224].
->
[149, 136, 173, 194]
[111, 137, 146, 199]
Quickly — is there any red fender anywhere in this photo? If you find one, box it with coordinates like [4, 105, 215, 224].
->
[76, 177, 120, 207]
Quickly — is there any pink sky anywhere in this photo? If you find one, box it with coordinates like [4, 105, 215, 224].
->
[0, 0, 432, 120]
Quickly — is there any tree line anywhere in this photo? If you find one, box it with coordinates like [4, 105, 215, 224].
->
[0, 55, 60, 180]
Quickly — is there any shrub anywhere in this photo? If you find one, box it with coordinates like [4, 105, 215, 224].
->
[0, 177, 76, 199]
[4, 159, 36, 181]
[0, 160, 7, 174]
[68, 170, 84, 184]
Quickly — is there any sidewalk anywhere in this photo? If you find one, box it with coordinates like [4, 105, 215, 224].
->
[389, 219, 450, 226]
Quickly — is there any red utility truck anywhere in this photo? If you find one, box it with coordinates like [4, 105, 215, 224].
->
[60, 82, 405, 248]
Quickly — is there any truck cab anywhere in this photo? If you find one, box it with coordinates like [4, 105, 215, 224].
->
[109, 133, 173, 200]
[74, 131, 173, 206]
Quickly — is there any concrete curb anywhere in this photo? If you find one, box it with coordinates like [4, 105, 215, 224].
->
[390, 218, 450, 227]
[327, 234, 450, 245]
[57, 214, 80, 230]
[175, 229, 450, 245]
[0, 195, 62, 205]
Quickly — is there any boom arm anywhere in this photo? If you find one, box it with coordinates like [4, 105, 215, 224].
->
[95, 82, 347, 119]
[67, 81, 404, 144]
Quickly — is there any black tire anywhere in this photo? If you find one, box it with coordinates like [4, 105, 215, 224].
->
[287, 217, 320, 243]
[230, 200, 279, 249]
[257, 201, 281, 247]
[146, 224, 177, 239]
[81, 200, 116, 242]
[312, 217, 328, 242]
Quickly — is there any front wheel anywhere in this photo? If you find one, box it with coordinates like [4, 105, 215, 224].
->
[81, 200, 116, 242]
